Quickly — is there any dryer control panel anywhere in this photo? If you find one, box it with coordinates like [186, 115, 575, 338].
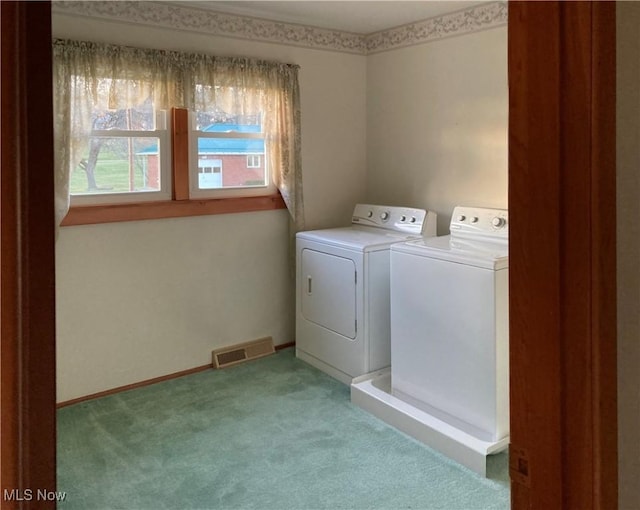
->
[449, 206, 508, 243]
[351, 204, 436, 236]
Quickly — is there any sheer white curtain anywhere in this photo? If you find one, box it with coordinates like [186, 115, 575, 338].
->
[188, 56, 304, 231]
[53, 39, 304, 230]
[52, 40, 183, 226]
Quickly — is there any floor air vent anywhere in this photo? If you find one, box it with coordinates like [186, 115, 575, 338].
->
[212, 336, 275, 369]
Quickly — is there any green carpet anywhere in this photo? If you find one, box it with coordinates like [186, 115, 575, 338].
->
[57, 348, 509, 509]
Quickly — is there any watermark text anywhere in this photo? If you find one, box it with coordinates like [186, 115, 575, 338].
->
[3, 488, 67, 502]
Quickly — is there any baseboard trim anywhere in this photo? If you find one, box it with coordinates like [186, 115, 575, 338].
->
[57, 342, 296, 408]
[57, 364, 212, 408]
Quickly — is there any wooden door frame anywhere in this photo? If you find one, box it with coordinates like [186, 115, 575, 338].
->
[508, 1, 617, 508]
[0, 1, 618, 509]
[1, 2, 56, 509]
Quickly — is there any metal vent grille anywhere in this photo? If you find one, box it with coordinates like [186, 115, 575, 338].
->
[212, 336, 275, 369]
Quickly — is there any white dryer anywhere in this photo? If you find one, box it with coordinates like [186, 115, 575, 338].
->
[390, 206, 509, 444]
[296, 204, 437, 384]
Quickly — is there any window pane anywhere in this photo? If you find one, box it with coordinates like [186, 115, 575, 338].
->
[89, 95, 156, 131]
[70, 137, 162, 195]
[196, 137, 266, 190]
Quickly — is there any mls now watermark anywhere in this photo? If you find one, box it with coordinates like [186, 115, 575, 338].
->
[3, 489, 67, 502]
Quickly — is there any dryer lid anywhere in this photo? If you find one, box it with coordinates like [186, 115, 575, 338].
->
[297, 226, 420, 252]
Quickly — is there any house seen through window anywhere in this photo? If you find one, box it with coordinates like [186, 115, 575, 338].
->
[69, 105, 271, 201]
[189, 112, 273, 198]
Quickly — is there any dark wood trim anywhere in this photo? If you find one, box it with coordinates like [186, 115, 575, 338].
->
[508, 3, 563, 505]
[171, 107, 190, 201]
[508, 2, 617, 508]
[0, 2, 56, 508]
[60, 193, 287, 226]
[590, 3, 618, 506]
[559, 4, 594, 507]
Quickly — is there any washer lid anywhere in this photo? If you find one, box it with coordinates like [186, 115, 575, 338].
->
[297, 226, 420, 252]
[392, 235, 509, 270]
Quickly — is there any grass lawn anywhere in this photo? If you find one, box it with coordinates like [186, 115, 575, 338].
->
[70, 140, 159, 195]
[69, 160, 147, 194]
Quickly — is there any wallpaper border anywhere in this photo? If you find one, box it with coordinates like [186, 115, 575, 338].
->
[366, 2, 508, 55]
[52, 1, 507, 55]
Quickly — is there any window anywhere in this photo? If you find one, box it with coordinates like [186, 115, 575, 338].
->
[70, 102, 170, 206]
[53, 39, 303, 229]
[247, 155, 261, 169]
[189, 112, 274, 199]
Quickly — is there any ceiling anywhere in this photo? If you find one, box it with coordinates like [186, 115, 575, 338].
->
[176, 1, 484, 34]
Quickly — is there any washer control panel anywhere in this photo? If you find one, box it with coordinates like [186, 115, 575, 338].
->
[449, 206, 508, 242]
[352, 204, 435, 235]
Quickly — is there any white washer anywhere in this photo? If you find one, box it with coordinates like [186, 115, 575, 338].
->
[296, 204, 437, 384]
[391, 206, 509, 444]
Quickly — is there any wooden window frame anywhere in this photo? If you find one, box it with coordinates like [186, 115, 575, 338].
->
[61, 107, 286, 227]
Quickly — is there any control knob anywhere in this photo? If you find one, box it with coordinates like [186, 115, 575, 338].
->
[367, 210, 373, 218]
[470, 217, 479, 223]
[492, 216, 506, 228]
[380, 211, 390, 221]
[400, 215, 407, 222]
[457, 215, 466, 222]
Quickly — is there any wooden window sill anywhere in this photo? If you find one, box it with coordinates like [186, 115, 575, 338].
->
[61, 194, 287, 227]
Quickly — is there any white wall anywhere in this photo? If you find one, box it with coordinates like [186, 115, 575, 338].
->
[617, 3, 640, 508]
[366, 28, 508, 233]
[54, 13, 367, 402]
[56, 212, 291, 399]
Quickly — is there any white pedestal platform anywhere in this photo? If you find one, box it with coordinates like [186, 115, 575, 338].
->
[351, 368, 509, 476]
